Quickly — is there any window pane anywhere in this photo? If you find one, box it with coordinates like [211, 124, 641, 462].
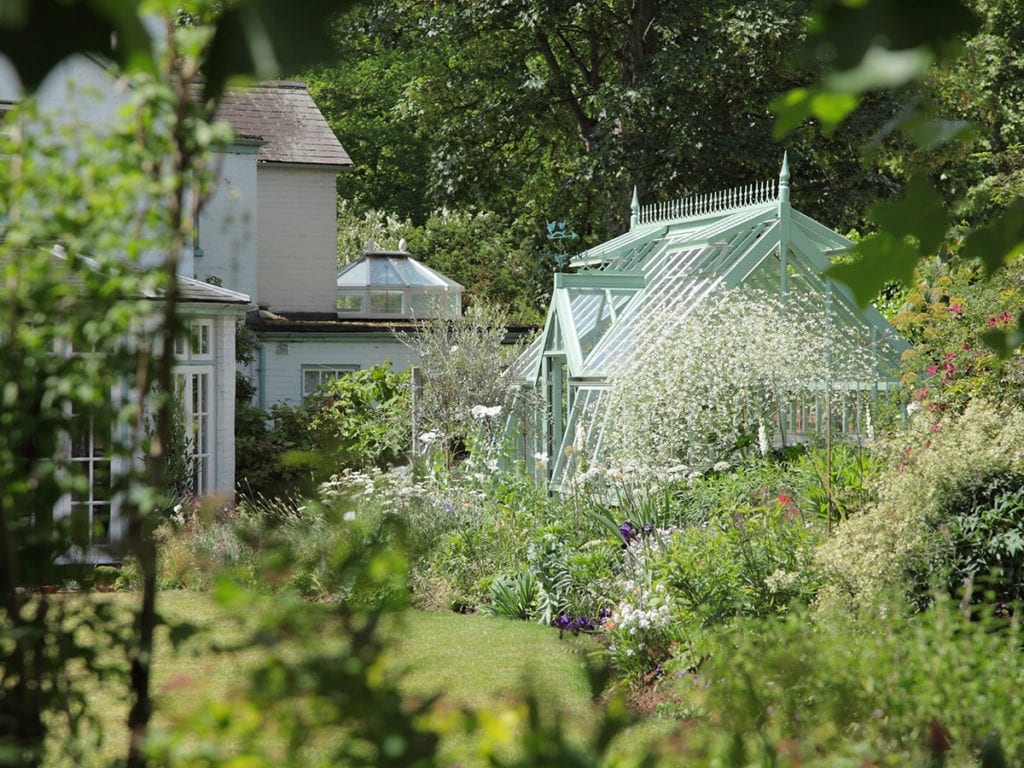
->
[370, 291, 403, 313]
[337, 291, 363, 312]
[304, 370, 321, 394]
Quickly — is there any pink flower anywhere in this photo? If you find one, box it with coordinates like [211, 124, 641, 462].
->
[779, 494, 793, 505]
[927, 365, 938, 374]
[949, 304, 963, 314]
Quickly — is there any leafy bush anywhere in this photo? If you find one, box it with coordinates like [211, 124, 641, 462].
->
[930, 469, 1024, 608]
[237, 363, 410, 499]
[654, 503, 822, 627]
[479, 571, 539, 620]
[676, 598, 1024, 766]
[395, 302, 521, 466]
[815, 399, 1024, 615]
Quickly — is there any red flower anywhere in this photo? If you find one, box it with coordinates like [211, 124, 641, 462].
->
[778, 494, 793, 505]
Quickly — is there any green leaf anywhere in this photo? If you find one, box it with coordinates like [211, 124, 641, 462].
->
[213, 575, 247, 608]
[202, 0, 360, 101]
[826, 232, 921, 308]
[824, 45, 934, 93]
[871, 172, 949, 255]
[809, 91, 861, 135]
[960, 201, 1024, 276]
[770, 88, 814, 140]
[981, 327, 1024, 360]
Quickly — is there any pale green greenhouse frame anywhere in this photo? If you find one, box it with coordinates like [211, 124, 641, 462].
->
[507, 155, 910, 488]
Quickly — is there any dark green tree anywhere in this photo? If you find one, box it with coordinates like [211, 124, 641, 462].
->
[313, 0, 906, 247]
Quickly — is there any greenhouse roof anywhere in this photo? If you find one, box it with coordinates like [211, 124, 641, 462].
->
[516, 156, 908, 384]
[337, 246, 463, 292]
[336, 240, 464, 319]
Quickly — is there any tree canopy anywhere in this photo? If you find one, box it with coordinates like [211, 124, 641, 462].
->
[309, 0, 908, 249]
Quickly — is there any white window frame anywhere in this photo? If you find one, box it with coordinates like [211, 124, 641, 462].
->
[174, 366, 213, 497]
[175, 320, 214, 360]
[65, 408, 115, 548]
[301, 364, 359, 398]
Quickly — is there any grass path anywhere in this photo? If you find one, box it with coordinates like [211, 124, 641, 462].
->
[48, 591, 622, 766]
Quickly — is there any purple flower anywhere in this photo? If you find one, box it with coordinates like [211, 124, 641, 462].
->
[642, 521, 655, 536]
[443, 499, 455, 514]
[577, 616, 596, 632]
[619, 521, 635, 544]
[555, 614, 573, 630]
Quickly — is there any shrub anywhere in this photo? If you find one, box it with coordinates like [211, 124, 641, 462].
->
[930, 469, 1024, 608]
[675, 597, 1024, 766]
[815, 399, 1024, 615]
[654, 502, 822, 627]
[237, 363, 410, 499]
[395, 302, 521, 466]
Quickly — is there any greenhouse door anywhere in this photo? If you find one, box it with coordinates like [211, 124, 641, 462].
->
[543, 353, 568, 475]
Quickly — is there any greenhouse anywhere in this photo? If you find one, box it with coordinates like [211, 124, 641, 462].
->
[336, 239, 464, 319]
[511, 156, 910, 488]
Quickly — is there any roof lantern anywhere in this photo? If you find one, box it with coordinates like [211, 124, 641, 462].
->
[336, 239, 464, 319]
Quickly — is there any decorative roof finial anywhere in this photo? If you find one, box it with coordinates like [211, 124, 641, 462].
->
[630, 185, 640, 230]
[365, 237, 377, 252]
[779, 152, 790, 204]
[398, 238, 408, 252]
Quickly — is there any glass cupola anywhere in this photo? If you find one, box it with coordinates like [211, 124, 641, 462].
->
[336, 239, 464, 319]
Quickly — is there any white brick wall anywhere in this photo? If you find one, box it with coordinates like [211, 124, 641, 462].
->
[259, 337, 419, 408]
[199, 151, 259, 301]
[257, 166, 338, 313]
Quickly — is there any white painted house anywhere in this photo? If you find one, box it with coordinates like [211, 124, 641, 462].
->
[1, 46, 476, 556]
[0, 55, 252, 557]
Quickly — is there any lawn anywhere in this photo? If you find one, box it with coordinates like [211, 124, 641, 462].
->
[46, 590, 646, 767]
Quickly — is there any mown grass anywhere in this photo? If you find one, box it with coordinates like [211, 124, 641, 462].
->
[45, 591, 618, 767]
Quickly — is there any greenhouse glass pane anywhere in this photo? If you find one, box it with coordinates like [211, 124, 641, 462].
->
[370, 291, 404, 313]
[370, 259, 404, 285]
[411, 292, 442, 316]
[512, 333, 543, 380]
[337, 291, 363, 313]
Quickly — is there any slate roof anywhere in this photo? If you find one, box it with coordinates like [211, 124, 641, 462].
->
[212, 81, 351, 169]
[176, 275, 251, 305]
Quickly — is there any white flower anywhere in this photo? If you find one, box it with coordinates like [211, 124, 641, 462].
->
[419, 430, 440, 445]
[713, 460, 731, 472]
[758, 419, 769, 457]
[533, 452, 549, 467]
[471, 404, 503, 418]
[343, 511, 356, 522]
